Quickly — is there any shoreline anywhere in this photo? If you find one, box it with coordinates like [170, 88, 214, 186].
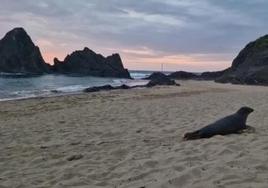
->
[1, 79, 268, 103]
[0, 91, 83, 102]
[0, 77, 149, 102]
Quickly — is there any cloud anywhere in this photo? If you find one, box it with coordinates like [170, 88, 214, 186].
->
[0, 0, 268, 71]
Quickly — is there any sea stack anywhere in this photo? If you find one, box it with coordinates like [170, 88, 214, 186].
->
[0, 27, 50, 74]
[53, 47, 131, 79]
[0, 27, 131, 79]
[216, 34, 268, 85]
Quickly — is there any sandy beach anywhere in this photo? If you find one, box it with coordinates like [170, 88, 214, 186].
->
[1, 81, 268, 188]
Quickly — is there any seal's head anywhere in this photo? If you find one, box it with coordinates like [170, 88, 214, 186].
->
[237, 106, 254, 115]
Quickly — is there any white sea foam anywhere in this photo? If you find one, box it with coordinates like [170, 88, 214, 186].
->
[0, 71, 150, 101]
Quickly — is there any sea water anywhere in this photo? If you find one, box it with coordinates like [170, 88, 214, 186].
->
[0, 71, 153, 101]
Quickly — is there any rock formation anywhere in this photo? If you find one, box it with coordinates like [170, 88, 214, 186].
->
[144, 72, 180, 87]
[53, 47, 131, 79]
[0, 28, 131, 79]
[216, 35, 268, 85]
[168, 71, 198, 80]
[83, 72, 180, 93]
[144, 72, 168, 80]
[0, 27, 50, 74]
[84, 84, 131, 93]
[146, 77, 179, 87]
[165, 71, 225, 81]
[200, 70, 226, 80]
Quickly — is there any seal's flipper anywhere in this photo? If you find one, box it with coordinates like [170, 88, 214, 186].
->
[183, 131, 202, 140]
[244, 125, 256, 133]
[236, 125, 255, 134]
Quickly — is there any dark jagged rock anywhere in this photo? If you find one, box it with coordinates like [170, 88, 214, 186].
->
[116, 84, 131, 89]
[167, 71, 225, 81]
[146, 78, 179, 87]
[67, 154, 83, 161]
[84, 85, 114, 92]
[143, 70, 225, 82]
[144, 72, 168, 80]
[53, 47, 131, 79]
[145, 72, 180, 87]
[0, 28, 50, 74]
[168, 71, 198, 80]
[200, 70, 226, 80]
[216, 35, 268, 85]
[84, 77, 180, 93]
[84, 84, 131, 93]
[0, 28, 130, 79]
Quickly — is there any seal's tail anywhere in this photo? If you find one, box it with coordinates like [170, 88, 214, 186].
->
[183, 130, 201, 140]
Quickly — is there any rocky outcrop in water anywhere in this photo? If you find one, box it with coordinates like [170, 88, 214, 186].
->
[0, 28, 131, 78]
[216, 35, 268, 85]
[143, 71, 224, 81]
[144, 72, 180, 87]
[84, 74, 180, 93]
[168, 71, 198, 80]
[53, 47, 131, 78]
[84, 84, 131, 92]
[200, 70, 226, 80]
[167, 35, 268, 85]
[144, 72, 169, 80]
[0, 28, 50, 74]
[146, 75, 179, 87]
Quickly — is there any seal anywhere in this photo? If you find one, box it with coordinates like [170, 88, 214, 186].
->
[184, 106, 254, 140]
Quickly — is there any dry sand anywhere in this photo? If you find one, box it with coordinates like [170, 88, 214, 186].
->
[1, 81, 268, 188]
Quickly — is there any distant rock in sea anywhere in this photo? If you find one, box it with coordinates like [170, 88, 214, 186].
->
[144, 72, 180, 87]
[200, 70, 226, 80]
[0, 27, 131, 79]
[164, 71, 225, 81]
[53, 47, 131, 79]
[216, 34, 268, 85]
[144, 72, 168, 80]
[83, 72, 180, 93]
[146, 77, 179, 87]
[0, 27, 50, 74]
[168, 71, 198, 80]
[84, 84, 131, 93]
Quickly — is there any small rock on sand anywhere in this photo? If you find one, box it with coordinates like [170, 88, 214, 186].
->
[67, 154, 83, 161]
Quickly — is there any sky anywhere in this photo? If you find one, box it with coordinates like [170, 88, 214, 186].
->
[0, 0, 268, 72]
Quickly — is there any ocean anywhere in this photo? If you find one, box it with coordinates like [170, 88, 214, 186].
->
[0, 71, 154, 101]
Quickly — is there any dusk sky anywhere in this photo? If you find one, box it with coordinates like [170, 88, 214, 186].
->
[1, 0, 268, 71]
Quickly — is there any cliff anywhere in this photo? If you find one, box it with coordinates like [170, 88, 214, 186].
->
[216, 35, 268, 85]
